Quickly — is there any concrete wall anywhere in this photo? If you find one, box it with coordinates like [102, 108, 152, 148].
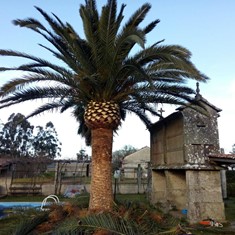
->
[43, 182, 147, 195]
[0, 177, 147, 196]
[48, 162, 90, 177]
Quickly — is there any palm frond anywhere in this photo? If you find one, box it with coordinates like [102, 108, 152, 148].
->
[72, 102, 92, 146]
[0, 49, 74, 75]
[13, 17, 46, 31]
[25, 101, 66, 119]
[79, 1, 101, 65]
[125, 3, 151, 28]
[99, 0, 117, 42]
[55, 212, 146, 235]
[143, 19, 160, 34]
[13, 212, 49, 235]
[0, 0, 209, 139]
[0, 86, 70, 108]
[124, 104, 153, 128]
[24, 7, 90, 74]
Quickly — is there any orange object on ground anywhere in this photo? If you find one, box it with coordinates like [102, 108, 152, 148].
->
[199, 220, 212, 226]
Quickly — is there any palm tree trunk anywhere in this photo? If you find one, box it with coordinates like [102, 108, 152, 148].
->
[89, 128, 113, 212]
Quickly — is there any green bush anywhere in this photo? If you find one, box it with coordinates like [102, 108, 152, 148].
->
[226, 170, 235, 197]
[227, 170, 235, 183]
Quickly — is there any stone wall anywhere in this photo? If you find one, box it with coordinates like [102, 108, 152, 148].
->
[183, 107, 220, 165]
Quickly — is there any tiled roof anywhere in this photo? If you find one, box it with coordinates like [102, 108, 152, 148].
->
[208, 154, 235, 166]
[209, 154, 235, 159]
[0, 158, 14, 167]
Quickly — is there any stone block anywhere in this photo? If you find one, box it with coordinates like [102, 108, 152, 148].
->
[187, 202, 225, 224]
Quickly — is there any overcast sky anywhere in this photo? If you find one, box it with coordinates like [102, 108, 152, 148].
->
[0, 0, 234, 158]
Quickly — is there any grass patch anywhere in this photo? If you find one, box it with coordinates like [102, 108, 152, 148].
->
[0, 195, 50, 202]
[0, 193, 147, 203]
[115, 193, 148, 202]
[224, 197, 235, 221]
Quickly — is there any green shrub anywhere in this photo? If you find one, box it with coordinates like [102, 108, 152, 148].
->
[226, 170, 235, 197]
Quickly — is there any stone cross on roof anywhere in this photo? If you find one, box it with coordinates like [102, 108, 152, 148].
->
[158, 107, 165, 119]
[194, 82, 222, 113]
[195, 82, 202, 100]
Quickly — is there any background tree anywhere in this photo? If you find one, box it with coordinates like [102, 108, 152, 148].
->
[76, 148, 91, 181]
[0, 113, 61, 159]
[0, 113, 61, 183]
[0, 0, 208, 212]
[32, 121, 61, 159]
[0, 113, 34, 158]
[32, 122, 62, 178]
[54, 160, 70, 195]
[76, 149, 90, 162]
[231, 144, 235, 154]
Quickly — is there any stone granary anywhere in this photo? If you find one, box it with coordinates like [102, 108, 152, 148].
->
[149, 84, 225, 224]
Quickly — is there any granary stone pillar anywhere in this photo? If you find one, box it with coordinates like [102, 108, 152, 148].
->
[220, 169, 227, 199]
[165, 170, 186, 210]
[151, 170, 166, 205]
[186, 170, 225, 224]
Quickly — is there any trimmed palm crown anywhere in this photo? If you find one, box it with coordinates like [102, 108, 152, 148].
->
[0, 0, 208, 211]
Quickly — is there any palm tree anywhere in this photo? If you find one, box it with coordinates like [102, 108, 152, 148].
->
[0, 0, 208, 212]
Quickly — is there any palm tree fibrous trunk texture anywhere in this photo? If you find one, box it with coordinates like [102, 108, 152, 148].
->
[89, 128, 114, 212]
